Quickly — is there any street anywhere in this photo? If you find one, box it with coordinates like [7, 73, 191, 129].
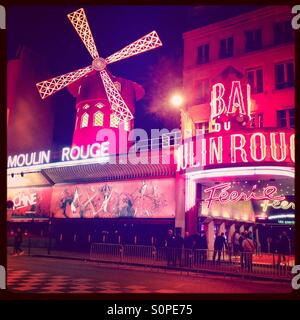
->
[7, 255, 292, 294]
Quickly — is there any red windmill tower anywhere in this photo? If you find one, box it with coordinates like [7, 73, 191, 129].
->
[36, 8, 162, 154]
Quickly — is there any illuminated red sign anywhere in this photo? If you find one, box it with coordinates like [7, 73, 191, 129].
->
[176, 129, 294, 171]
[203, 182, 285, 209]
[210, 81, 252, 131]
[211, 81, 251, 121]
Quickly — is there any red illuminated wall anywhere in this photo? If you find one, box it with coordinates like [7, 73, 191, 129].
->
[68, 70, 145, 154]
[50, 178, 176, 219]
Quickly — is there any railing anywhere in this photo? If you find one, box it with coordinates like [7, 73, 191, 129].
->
[7, 236, 294, 280]
[90, 243, 294, 280]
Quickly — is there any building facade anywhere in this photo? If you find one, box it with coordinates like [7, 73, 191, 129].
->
[180, 6, 295, 252]
[7, 6, 295, 254]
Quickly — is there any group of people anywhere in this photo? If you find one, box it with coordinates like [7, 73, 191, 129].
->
[231, 230, 257, 271]
[164, 228, 291, 272]
[165, 228, 256, 269]
[165, 229, 208, 267]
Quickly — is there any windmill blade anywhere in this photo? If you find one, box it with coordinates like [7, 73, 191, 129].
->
[36, 65, 93, 99]
[105, 30, 162, 65]
[67, 8, 99, 59]
[99, 69, 133, 122]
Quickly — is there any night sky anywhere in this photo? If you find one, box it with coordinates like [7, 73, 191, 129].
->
[7, 5, 262, 149]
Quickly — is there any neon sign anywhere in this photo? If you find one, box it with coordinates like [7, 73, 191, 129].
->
[210, 81, 251, 131]
[261, 199, 295, 212]
[61, 142, 110, 161]
[176, 130, 294, 171]
[203, 182, 285, 209]
[8, 150, 51, 168]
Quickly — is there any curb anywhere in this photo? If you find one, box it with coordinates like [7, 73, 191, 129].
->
[30, 253, 291, 283]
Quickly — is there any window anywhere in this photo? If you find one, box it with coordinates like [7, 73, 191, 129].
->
[81, 112, 89, 128]
[83, 104, 90, 110]
[250, 113, 263, 128]
[274, 21, 294, 45]
[95, 103, 104, 109]
[275, 61, 294, 89]
[219, 37, 234, 59]
[110, 113, 119, 128]
[93, 111, 104, 127]
[247, 68, 263, 93]
[245, 29, 262, 52]
[194, 79, 210, 104]
[197, 44, 209, 64]
[277, 109, 295, 128]
[195, 122, 209, 134]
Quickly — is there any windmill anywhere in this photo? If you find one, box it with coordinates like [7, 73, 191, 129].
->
[36, 8, 162, 130]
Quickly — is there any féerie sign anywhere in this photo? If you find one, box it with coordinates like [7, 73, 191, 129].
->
[203, 182, 285, 209]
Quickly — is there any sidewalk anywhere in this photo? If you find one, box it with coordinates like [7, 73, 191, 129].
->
[7, 246, 292, 283]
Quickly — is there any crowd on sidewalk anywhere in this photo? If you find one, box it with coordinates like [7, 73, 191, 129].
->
[164, 229, 291, 272]
[9, 225, 292, 273]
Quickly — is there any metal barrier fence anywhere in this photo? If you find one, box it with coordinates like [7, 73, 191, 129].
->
[7, 236, 50, 255]
[7, 236, 293, 280]
[90, 243, 293, 280]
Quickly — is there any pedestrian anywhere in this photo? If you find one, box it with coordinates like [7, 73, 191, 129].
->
[277, 231, 290, 268]
[174, 231, 184, 267]
[239, 232, 246, 268]
[13, 227, 24, 256]
[199, 231, 208, 264]
[213, 232, 227, 264]
[165, 229, 175, 267]
[242, 233, 256, 272]
[193, 232, 201, 265]
[183, 231, 193, 267]
[232, 229, 240, 256]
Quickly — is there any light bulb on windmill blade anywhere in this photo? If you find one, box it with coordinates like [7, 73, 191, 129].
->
[36, 7, 163, 126]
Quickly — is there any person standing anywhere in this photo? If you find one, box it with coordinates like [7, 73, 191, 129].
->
[165, 229, 175, 267]
[13, 227, 24, 256]
[213, 232, 227, 264]
[183, 231, 193, 267]
[199, 231, 208, 264]
[239, 232, 246, 269]
[242, 233, 256, 272]
[277, 231, 290, 268]
[174, 231, 184, 267]
[232, 230, 241, 256]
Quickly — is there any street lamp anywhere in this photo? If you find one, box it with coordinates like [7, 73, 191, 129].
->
[170, 93, 184, 108]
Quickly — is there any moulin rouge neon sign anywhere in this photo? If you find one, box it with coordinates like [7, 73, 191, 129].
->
[176, 130, 295, 171]
[203, 182, 285, 209]
[176, 80, 295, 171]
[210, 81, 251, 128]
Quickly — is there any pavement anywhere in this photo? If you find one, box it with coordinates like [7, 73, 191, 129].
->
[7, 254, 293, 294]
[7, 246, 292, 282]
